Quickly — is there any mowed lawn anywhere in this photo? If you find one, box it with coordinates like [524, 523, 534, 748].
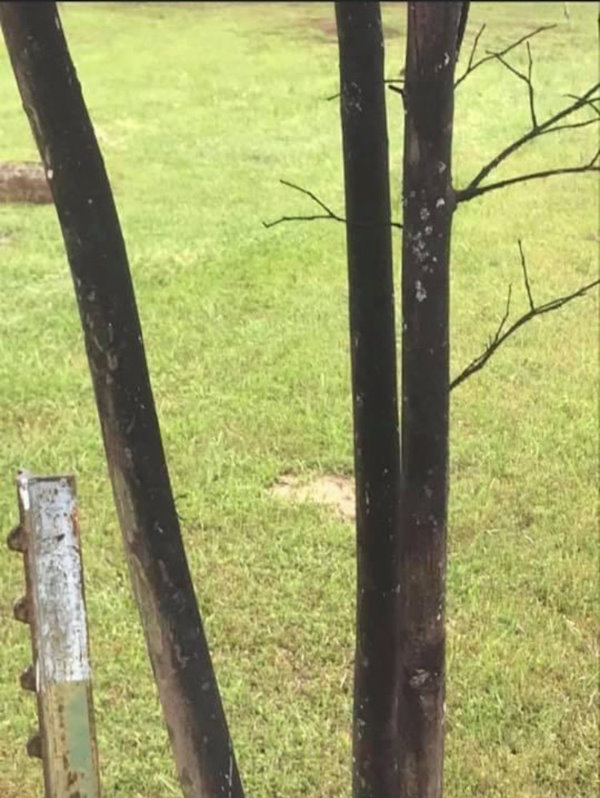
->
[0, 3, 598, 797]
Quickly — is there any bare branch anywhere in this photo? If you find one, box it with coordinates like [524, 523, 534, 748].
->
[388, 83, 406, 104]
[263, 179, 402, 230]
[565, 92, 600, 116]
[263, 179, 346, 227]
[455, 23, 555, 89]
[490, 47, 538, 130]
[467, 23, 486, 73]
[327, 76, 404, 103]
[278, 179, 336, 217]
[457, 148, 600, 202]
[450, 244, 600, 391]
[456, 82, 600, 202]
[495, 283, 513, 342]
[526, 43, 537, 129]
[536, 117, 599, 137]
[518, 239, 534, 311]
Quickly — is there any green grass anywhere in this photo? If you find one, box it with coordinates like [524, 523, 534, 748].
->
[0, 3, 598, 796]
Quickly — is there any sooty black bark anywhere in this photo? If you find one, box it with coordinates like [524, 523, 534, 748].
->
[335, 4, 402, 797]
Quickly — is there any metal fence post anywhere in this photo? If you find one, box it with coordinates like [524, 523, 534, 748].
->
[8, 470, 101, 798]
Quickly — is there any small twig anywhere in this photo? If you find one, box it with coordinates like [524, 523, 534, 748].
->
[263, 179, 346, 228]
[450, 244, 600, 391]
[526, 43, 537, 129]
[326, 76, 404, 103]
[456, 82, 600, 202]
[388, 84, 406, 103]
[467, 23, 486, 74]
[564, 93, 600, 116]
[535, 117, 599, 137]
[455, 23, 555, 89]
[495, 283, 513, 342]
[263, 179, 402, 230]
[490, 49, 538, 130]
[518, 239, 534, 311]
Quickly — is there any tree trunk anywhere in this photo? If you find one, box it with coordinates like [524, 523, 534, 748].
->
[0, 5, 244, 797]
[398, 4, 463, 797]
[335, 5, 402, 797]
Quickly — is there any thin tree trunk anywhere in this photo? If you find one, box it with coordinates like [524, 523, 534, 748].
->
[0, 5, 244, 797]
[335, 4, 402, 797]
[398, 4, 464, 797]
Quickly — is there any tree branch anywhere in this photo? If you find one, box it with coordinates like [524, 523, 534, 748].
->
[388, 83, 406, 104]
[326, 76, 404, 103]
[460, 22, 486, 85]
[518, 239, 535, 311]
[535, 117, 599, 137]
[450, 243, 600, 391]
[262, 179, 402, 230]
[456, 77, 600, 202]
[525, 42, 537, 129]
[457, 148, 600, 202]
[564, 92, 600, 116]
[454, 23, 555, 89]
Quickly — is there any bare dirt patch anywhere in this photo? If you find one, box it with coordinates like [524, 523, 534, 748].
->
[309, 17, 401, 43]
[0, 162, 52, 204]
[268, 473, 355, 522]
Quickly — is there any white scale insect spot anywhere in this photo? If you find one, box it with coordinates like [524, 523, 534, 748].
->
[419, 207, 430, 221]
[107, 351, 119, 371]
[46, 168, 54, 180]
[415, 280, 427, 302]
[436, 197, 446, 208]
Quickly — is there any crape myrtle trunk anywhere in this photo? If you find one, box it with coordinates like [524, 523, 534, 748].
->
[335, 4, 402, 797]
[0, 5, 244, 797]
[398, 4, 463, 797]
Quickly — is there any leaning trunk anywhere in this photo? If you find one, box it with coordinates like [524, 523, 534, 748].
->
[0, 5, 244, 797]
[335, 4, 402, 797]
[398, 4, 463, 797]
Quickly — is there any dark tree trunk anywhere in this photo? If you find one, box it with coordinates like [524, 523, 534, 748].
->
[398, 4, 464, 797]
[335, 4, 402, 797]
[0, 5, 244, 797]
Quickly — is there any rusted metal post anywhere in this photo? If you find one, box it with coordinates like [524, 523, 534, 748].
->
[8, 471, 101, 798]
[0, 6, 244, 797]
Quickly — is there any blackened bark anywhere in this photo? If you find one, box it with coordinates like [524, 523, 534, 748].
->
[398, 4, 464, 797]
[0, 5, 244, 797]
[335, 4, 402, 797]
